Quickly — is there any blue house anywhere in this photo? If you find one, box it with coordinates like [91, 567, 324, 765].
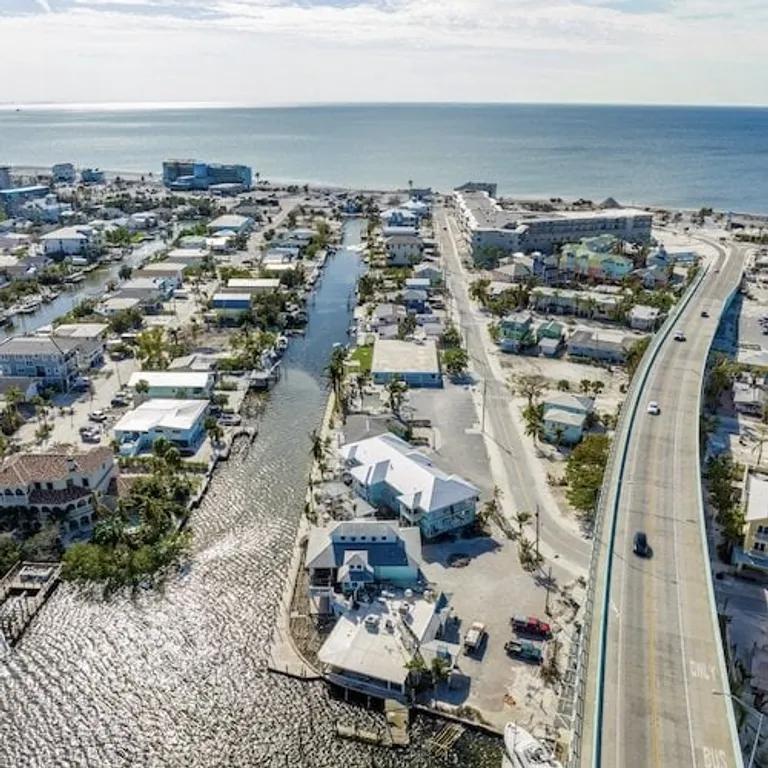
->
[542, 393, 594, 445]
[305, 520, 422, 594]
[371, 339, 442, 388]
[340, 433, 479, 539]
[401, 288, 428, 313]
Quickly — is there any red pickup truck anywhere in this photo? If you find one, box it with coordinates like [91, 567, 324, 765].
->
[510, 615, 552, 639]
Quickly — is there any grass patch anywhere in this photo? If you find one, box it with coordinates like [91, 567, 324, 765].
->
[349, 345, 373, 373]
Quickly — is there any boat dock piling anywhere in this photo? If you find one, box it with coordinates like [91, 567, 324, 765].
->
[0, 562, 62, 649]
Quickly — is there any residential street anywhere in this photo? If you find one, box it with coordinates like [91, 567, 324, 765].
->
[434, 205, 591, 577]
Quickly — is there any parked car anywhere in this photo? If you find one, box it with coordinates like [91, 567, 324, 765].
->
[463, 621, 486, 654]
[504, 639, 543, 663]
[88, 410, 107, 423]
[510, 615, 551, 639]
[111, 394, 131, 407]
[218, 414, 242, 427]
[633, 531, 650, 557]
[72, 377, 91, 391]
[701, 310, 710, 318]
[647, 401, 661, 415]
[80, 427, 100, 443]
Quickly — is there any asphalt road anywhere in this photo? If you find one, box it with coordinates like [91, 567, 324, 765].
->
[434, 205, 591, 575]
[588, 238, 746, 768]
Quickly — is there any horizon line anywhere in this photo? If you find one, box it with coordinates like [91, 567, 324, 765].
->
[2, 99, 768, 112]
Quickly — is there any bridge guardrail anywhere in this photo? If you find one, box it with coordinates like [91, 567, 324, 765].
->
[568, 265, 709, 768]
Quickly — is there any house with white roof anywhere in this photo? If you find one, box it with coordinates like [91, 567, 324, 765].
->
[225, 278, 280, 294]
[317, 589, 458, 702]
[340, 433, 479, 539]
[371, 338, 442, 388]
[207, 214, 253, 236]
[735, 470, 768, 576]
[112, 398, 209, 456]
[542, 393, 594, 445]
[306, 520, 422, 597]
[127, 371, 214, 400]
[41, 225, 101, 256]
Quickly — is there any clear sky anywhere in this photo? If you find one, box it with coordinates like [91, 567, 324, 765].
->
[1, 0, 767, 107]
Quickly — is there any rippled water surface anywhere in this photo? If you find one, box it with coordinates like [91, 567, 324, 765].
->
[0, 220, 501, 768]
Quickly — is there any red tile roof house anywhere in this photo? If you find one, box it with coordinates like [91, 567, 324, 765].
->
[0, 447, 116, 545]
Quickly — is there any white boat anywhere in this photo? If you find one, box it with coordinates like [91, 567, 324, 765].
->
[502, 723, 562, 768]
[276, 335, 289, 351]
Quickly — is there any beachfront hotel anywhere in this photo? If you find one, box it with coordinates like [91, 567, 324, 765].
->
[452, 186, 653, 256]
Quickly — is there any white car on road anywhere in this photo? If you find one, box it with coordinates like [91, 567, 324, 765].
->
[673, 329, 686, 341]
[647, 401, 661, 415]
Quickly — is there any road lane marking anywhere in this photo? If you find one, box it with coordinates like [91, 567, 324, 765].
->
[702, 746, 729, 768]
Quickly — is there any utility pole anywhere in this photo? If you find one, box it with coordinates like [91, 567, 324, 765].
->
[481, 377, 487, 435]
[535, 504, 540, 562]
[545, 565, 553, 617]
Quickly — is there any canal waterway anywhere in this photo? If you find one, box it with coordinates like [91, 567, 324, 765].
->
[0, 239, 165, 343]
[0, 218, 501, 768]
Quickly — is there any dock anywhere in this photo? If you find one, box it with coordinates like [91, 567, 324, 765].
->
[0, 561, 62, 650]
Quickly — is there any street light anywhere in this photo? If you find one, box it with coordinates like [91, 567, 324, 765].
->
[713, 689, 765, 768]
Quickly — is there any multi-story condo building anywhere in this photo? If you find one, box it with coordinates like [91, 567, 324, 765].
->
[162, 160, 252, 191]
[453, 187, 652, 257]
[0, 336, 79, 390]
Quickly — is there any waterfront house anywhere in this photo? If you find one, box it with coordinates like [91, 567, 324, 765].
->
[117, 277, 174, 303]
[41, 225, 100, 257]
[404, 278, 432, 293]
[128, 212, 158, 231]
[306, 520, 422, 596]
[382, 208, 419, 229]
[317, 589, 458, 702]
[52, 163, 76, 184]
[498, 312, 536, 353]
[165, 247, 211, 267]
[80, 168, 105, 183]
[0, 447, 116, 540]
[340, 432, 479, 539]
[567, 327, 640, 364]
[113, 398, 209, 456]
[542, 393, 594, 445]
[51, 323, 109, 370]
[640, 265, 671, 289]
[628, 304, 662, 331]
[0, 336, 78, 390]
[208, 214, 253, 236]
[382, 225, 418, 238]
[413, 263, 443, 285]
[400, 289, 428, 313]
[385, 234, 424, 266]
[97, 296, 142, 317]
[127, 371, 214, 400]
[135, 262, 186, 288]
[211, 292, 251, 320]
[225, 278, 280, 295]
[22, 194, 73, 224]
[371, 339, 442, 388]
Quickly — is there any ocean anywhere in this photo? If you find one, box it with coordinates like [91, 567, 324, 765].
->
[1, 102, 768, 212]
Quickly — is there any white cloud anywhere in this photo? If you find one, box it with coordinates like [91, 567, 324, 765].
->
[0, 0, 765, 105]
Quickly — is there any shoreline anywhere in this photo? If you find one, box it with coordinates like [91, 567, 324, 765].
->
[8, 165, 768, 219]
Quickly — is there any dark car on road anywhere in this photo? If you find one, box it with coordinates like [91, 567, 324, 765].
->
[633, 531, 650, 557]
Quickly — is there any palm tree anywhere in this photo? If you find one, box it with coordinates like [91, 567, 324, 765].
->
[325, 346, 347, 414]
[387, 378, 408, 417]
[469, 278, 491, 307]
[309, 428, 326, 465]
[579, 379, 592, 394]
[554, 425, 566, 447]
[204, 416, 223, 446]
[515, 510, 532, 537]
[556, 379, 570, 392]
[136, 328, 169, 370]
[590, 380, 605, 397]
[522, 402, 544, 444]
